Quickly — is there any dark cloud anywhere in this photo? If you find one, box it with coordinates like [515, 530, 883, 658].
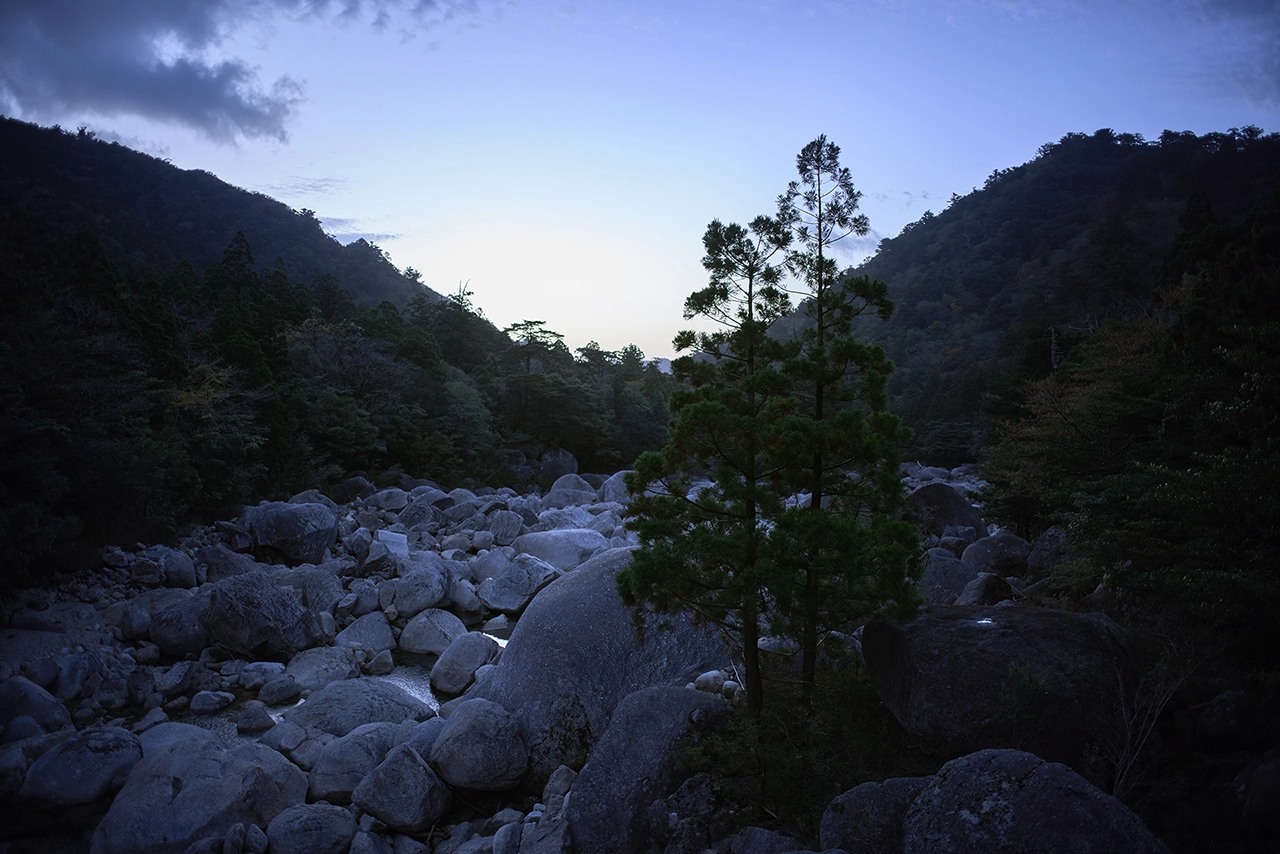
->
[0, 0, 491, 142]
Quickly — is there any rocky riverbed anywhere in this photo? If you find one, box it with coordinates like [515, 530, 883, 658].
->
[0, 464, 1202, 853]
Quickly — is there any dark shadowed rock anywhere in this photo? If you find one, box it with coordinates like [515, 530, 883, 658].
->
[511, 530, 608, 571]
[19, 726, 142, 807]
[906, 483, 988, 540]
[193, 544, 263, 583]
[274, 564, 346, 614]
[1026, 526, 1073, 577]
[478, 553, 560, 615]
[429, 698, 527, 792]
[953, 573, 1014, 606]
[335, 611, 396, 654]
[149, 594, 211, 659]
[960, 533, 1031, 576]
[245, 502, 338, 565]
[480, 548, 729, 783]
[286, 645, 360, 693]
[862, 605, 1134, 770]
[565, 686, 728, 854]
[399, 608, 467, 655]
[206, 570, 325, 661]
[281, 679, 433, 737]
[915, 549, 977, 605]
[901, 749, 1166, 853]
[308, 722, 396, 804]
[431, 632, 502, 695]
[354, 744, 452, 833]
[266, 803, 357, 854]
[91, 737, 305, 854]
[820, 777, 929, 854]
[0, 677, 73, 740]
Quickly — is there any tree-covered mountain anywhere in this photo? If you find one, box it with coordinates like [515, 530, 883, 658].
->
[836, 126, 1280, 463]
[0, 116, 435, 308]
[0, 120, 672, 584]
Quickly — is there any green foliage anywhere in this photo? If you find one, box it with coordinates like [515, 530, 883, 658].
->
[981, 185, 1280, 655]
[839, 126, 1280, 463]
[672, 661, 951, 847]
[623, 139, 920, 713]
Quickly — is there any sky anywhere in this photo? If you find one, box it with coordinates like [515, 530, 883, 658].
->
[2, 0, 1278, 359]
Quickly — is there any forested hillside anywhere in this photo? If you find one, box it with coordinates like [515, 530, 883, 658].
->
[844, 126, 1280, 463]
[0, 117, 433, 308]
[0, 121, 672, 583]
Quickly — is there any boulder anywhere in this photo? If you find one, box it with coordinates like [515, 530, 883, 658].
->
[91, 737, 306, 854]
[266, 803, 357, 854]
[861, 605, 1134, 770]
[565, 686, 728, 854]
[953, 573, 1014, 606]
[19, 726, 142, 808]
[431, 632, 502, 695]
[901, 749, 1166, 853]
[259, 675, 303, 706]
[478, 553, 560, 615]
[534, 506, 594, 531]
[906, 483, 988, 540]
[512, 529, 609, 571]
[537, 447, 578, 481]
[308, 721, 396, 804]
[960, 533, 1031, 576]
[399, 608, 468, 656]
[149, 594, 211, 660]
[488, 510, 525, 546]
[429, 698, 527, 792]
[143, 545, 197, 589]
[481, 548, 728, 782]
[245, 501, 339, 565]
[1026, 526, 1073, 577]
[820, 776, 929, 854]
[542, 487, 598, 510]
[205, 570, 325, 661]
[274, 564, 346, 614]
[0, 676, 72, 739]
[597, 470, 632, 504]
[915, 549, 977, 605]
[336, 611, 396, 654]
[394, 564, 449, 618]
[281, 679, 434, 737]
[353, 744, 452, 832]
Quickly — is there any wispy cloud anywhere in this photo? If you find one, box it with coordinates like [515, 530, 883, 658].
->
[267, 175, 351, 197]
[319, 215, 401, 244]
[0, 0, 498, 143]
[1195, 0, 1280, 103]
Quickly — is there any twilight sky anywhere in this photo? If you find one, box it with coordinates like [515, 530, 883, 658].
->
[2, 0, 1278, 359]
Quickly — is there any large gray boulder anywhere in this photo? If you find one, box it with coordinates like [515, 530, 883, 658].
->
[19, 726, 142, 808]
[0, 676, 72, 739]
[478, 553, 561, 615]
[273, 563, 346, 614]
[820, 777, 929, 854]
[900, 749, 1166, 853]
[266, 803, 357, 854]
[286, 645, 360, 693]
[90, 736, 305, 854]
[142, 545, 197, 589]
[481, 548, 729, 782]
[914, 549, 977, 605]
[861, 605, 1134, 770]
[512, 529, 609, 571]
[353, 743, 452, 833]
[245, 501, 338, 565]
[308, 722, 396, 804]
[565, 686, 728, 854]
[959, 533, 1031, 577]
[395, 563, 449, 618]
[429, 698, 528, 792]
[335, 611, 396, 655]
[149, 594, 211, 659]
[906, 483, 988, 540]
[205, 570, 325, 661]
[281, 679, 434, 737]
[1026, 526, 1073, 577]
[399, 608, 468, 655]
[597, 470, 632, 504]
[488, 510, 525, 546]
[192, 544, 262, 584]
[431, 632, 502, 695]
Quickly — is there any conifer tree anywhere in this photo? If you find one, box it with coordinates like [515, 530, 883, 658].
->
[619, 215, 792, 715]
[774, 136, 920, 695]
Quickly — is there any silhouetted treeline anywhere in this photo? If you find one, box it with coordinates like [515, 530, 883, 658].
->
[0, 216, 670, 583]
[832, 126, 1280, 464]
